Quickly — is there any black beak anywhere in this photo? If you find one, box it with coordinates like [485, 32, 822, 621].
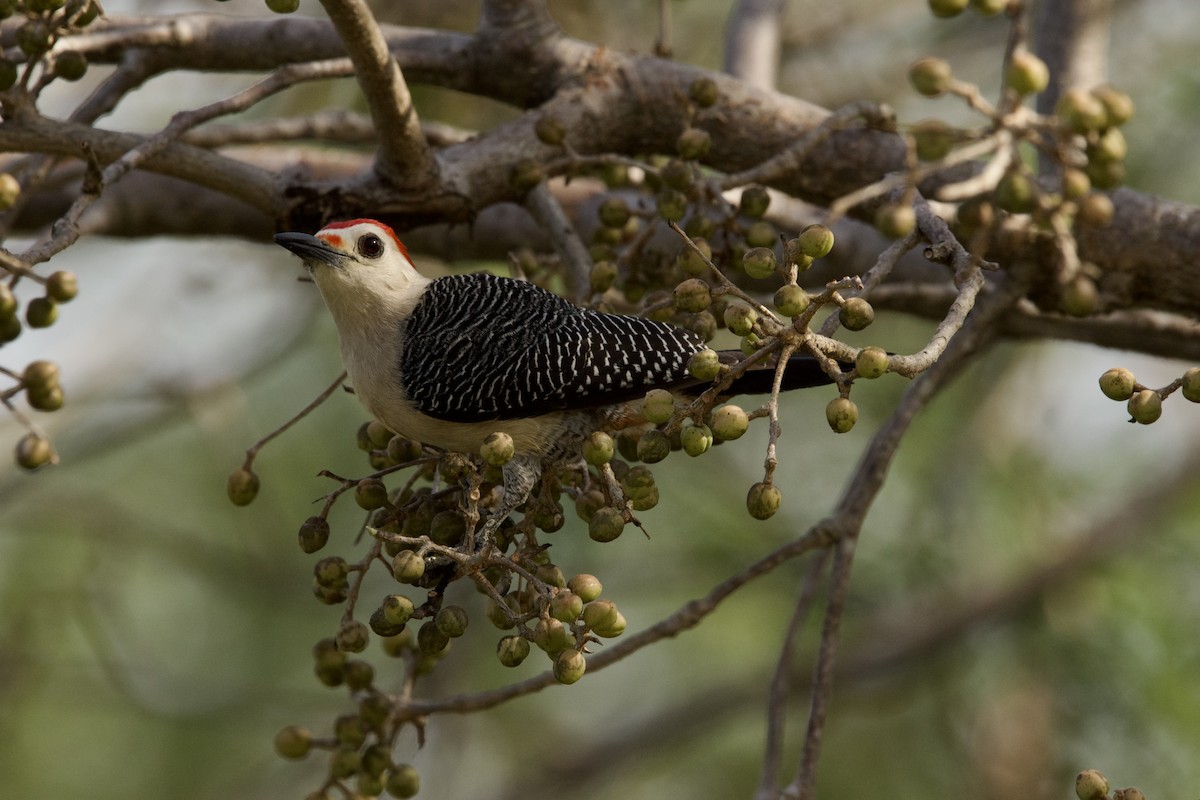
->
[274, 231, 345, 267]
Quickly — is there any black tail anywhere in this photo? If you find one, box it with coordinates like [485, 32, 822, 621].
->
[677, 351, 840, 397]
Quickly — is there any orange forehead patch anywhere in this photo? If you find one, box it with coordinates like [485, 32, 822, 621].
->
[321, 218, 410, 262]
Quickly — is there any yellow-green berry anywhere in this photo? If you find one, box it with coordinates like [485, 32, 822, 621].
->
[711, 404, 750, 441]
[744, 220, 777, 248]
[382, 594, 415, 626]
[553, 649, 587, 684]
[1092, 85, 1134, 126]
[435, 605, 469, 638]
[742, 247, 777, 279]
[387, 764, 421, 799]
[928, 0, 968, 17]
[54, 50, 88, 82]
[875, 203, 916, 238]
[15, 432, 53, 470]
[676, 127, 712, 160]
[1127, 389, 1161, 424]
[1007, 51, 1049, 95]
[995, 171, 1038, 213]
[774, 284, 810, 317]
[688, 76, 719, 107]
[226, 468, 260, 506]
[497, 634, 530, 667]
[549, 590, 584, 623]
[1057, 87, 1108, 133]
[266, 0, 300, 12]
[273, 725, 312, 760]
[642, 388, 675, 425]
[581, 430, 614, 465]
[355, 477, 389, 510]
[25, 297, 57, 328]
[798, 223, 835, 259]
[1075, 770, 1109, 800]
[481, 431, 515, 466]
[739, 185, 771, 218]
[673, 277, 712, 312]
[746, 481, 782, 520]
[688, 348, 721, 381]
[839, 297, 875, 331]
[1061, 274, 1098, 317]
[909, 57, 953, 97]
[588, 507, 626, 542]
[724, 302, 758, 336]
[855, 346, 889, 379]
[680, 421, 713, 457]
[392, 550, 425, 583]
[1076, 193, 1114, 228]
[1181, 367, 1200, 403]
[912, 119, 956, 161]
[568, 574, 603, 603]
[534, 115, 566, 146]
[826, 396, 859, 433]
[46, 271, 78, 303]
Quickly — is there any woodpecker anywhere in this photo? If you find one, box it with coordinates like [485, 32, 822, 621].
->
[275, 219, 833, 535]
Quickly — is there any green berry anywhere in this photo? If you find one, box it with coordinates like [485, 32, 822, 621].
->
[391, 550, 425, 583]
[273, 725, 312, 760]
[46, 271, 78, 303]
[911, 119, 956, 161]
[1006, 51, 1049, 95]
[581, 430, 614, 465]
[25, 297, 57, 328]
[839, 297, 875, 331]
[298, 516, 331, 554]
[688, 348, 721, 381]
[480, 431, 515, 466]
[386, 764, 421, 799]
[996, 171, 1038, 213]
[382, 594, 415, 626]
[673, 278, 712, 312]
[0, 173, 19, 211]
[826, 396, 859, 433]
[773, 284, 810, 317]
[1088, 127, 1128, 164]
[590, 260, 618, 293]
[909, 57, 953, 97]
[582, 599, 620, 631]
[1057, 88, 1108, 133]
[742, 247, 777, 279]
[568, 574, 602, 603]
[656, 188, 688, 221]
[711, 404, 750, 441]
[265, 0, 300, 11]
[355, 477, 389, 510]
[1092, 85, 1134, 126]
[798, 224, 835, 259]
[534, 114, 566, 146]
[336, 620, 370, 653]
[1061, 274, 1098, 317]
[875, 203, 916, 238]
[497, 634, 530, 667]
[676, 127, 711, 160]
[553, 649, 587, 684]
[1061, 168, 1091, 201]
[1075, 770, 1109, 800]
[0, 61, 17, 92]
[739, 185, 771, 218]
[549, 591, 584, 623]
[532, 617, 572, 654]
[677, 238, 712, 275]
[642, 388, 675, 425]
[636, 428, 671, 463]
[509, 158, 544, 194]
[15, 432, 53, 470]
[1076, 193, 1114, 228]
[435, 604, 469, 638]
[1181, 367, 1200, 403]
[588, 506, 626, 542]
[226, 468, 259, 506]
[688, 76, 719, 107]
[928, 0, 968, 17]
[54, 51, 88, 82]
[971, 0, 1008, 15]
[855, 346, 889, 379]
[723, 302, 758, 336]
[1127, 389, 1161, 424]
[744, 220, 777, 248]
[680, 421, 713, 457]
[417, 619, 450, 655]
[746, 482, 782, 520]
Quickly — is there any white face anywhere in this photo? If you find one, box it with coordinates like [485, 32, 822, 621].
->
[309, 220, 425, 303]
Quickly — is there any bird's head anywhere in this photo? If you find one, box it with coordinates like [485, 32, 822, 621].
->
[275, 219, 428, 311]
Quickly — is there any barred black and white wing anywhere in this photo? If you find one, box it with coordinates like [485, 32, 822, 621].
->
[399, 273, 703, 423]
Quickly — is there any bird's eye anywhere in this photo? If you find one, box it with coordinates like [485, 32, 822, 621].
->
[357, 233, 385, 259]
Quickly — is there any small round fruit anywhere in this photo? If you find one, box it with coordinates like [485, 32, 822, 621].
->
[355, 477, 389, 510]
[875, 202, 916, 238]
[909, 57, 953, 97]
[839, 297, 875, 331]
[688, 76, 719, 107]
[266, 0, 300, 11]
[711, 404, 750, 441]
[509, 158, 544, 193]
[774, 284, 810, 317]
[54, 50, 88, 82]
[15, 432, 53, 470]
[642, 388, 675, 425]
[744, 220, 777, 248]
[25, 297, 57, 328]
[673, 278, 712, 312]
[688, 348, 721, 381]
[534, 115, 566, 146]
[678, 238, 713, 275]
[392, 550, 426, 583]
[742, 247, 777, 279]
[676, 127, 712, 160]
[928, 0, 968, 17]
[480, 431, 515, 466]
[336, 620, 370, 653]
[417, 620, 450, 656]
[0, 173, 20, 210]
[826, 397, 859, 433]
[549, 591, 584, 623]
[724, 302, 758, 336]
[553, 649, 587, 684]
[22, 360, 60, 390]
[739, 185, 771, 218]
[680, 421, 713, 457]
[496, 634, 530, 667]
[582, 430, 614, 465]
[1056, 88, 1107, 133]
[387, 764, 421, 799]
[797, 224, 835, 259]
[298, 516, 331, 554]
[995, 171, 1038, 213]
[1075, 770, 1109, 800]
[1181, 367, 1200, 403]
[1092, 85, 1134, 127]
[911, 119, 955, 161]
[1127, 389, 1161, 424]
[1061, 274, 1098, 317]
[568, 574, 603, 603]
[588, 507, 626, 542]
[382, 594, 415, 626]
[1006, 51, 1049, 95]
[1076, 193, 1114, 228]
[226, 468, 260, 506]
[746, 482, 782, 520]
[636, 428, 671, 463]
[434, 605, 469, 638]
[582, 599, 620, 631]
[855, 346, 889, 379]
[273, 725, 312, 760]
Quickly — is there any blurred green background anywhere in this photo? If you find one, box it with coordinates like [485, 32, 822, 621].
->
[2, 1, 1199, 799]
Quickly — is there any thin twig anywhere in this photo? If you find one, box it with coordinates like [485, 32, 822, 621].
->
[241, 371, 347, 472]
[524, 180, 593, 302]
